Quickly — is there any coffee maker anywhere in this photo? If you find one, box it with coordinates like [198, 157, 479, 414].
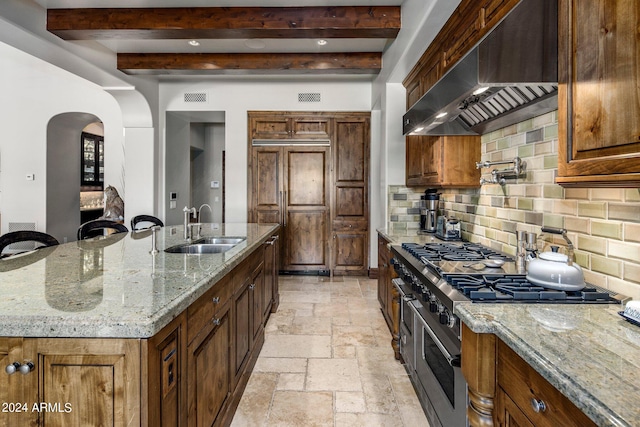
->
[419, 189, 440, 234]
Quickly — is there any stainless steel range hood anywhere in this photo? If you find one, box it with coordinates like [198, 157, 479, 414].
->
[403, 0, 558, 136]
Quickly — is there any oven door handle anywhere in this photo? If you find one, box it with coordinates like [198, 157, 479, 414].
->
[408, 301, 461, 368]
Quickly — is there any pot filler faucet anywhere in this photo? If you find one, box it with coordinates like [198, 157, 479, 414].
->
[183, 206, 196, 240]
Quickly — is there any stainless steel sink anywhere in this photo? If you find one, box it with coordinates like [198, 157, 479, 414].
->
[197, 237, 246, 245]
[164, 237, 246, 254]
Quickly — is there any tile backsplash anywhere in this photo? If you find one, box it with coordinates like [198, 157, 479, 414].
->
[389, 111, 640, 299]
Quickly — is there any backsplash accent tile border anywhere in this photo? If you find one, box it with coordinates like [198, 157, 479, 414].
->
[388, 110, 640, 299]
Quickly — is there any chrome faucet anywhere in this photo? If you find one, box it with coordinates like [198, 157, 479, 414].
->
[183, 206, 196, 239]
[198, 203, 213, 223]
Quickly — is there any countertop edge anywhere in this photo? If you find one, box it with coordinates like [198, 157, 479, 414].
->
[456, 304, 630, 427]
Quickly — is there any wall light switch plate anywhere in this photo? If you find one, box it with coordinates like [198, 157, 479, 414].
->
[169, 192, 177, 201]
[211, 181, 220, 188]
[170, 201, 176, 209]
[26, 174, 35, 181]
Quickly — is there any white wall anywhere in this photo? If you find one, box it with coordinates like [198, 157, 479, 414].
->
[0, 41, 125, 236]
[160, 79, 373, 225]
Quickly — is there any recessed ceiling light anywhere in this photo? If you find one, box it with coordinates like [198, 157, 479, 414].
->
[317, 39, 327, 46]
[244, 39, 266, 49]
[188, 40, 200, 46]
[435, 112, 448, 119]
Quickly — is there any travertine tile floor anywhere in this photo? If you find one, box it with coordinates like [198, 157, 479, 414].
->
[231, 275, 430, 427]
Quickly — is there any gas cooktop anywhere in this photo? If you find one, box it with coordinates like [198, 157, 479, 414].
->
[397, 242, 623, 304]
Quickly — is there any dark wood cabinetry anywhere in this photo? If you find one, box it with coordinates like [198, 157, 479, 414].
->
[332, 115, 370, 275]
[187, 302, 232, 427]
[402, 0, 520, 189]
[250, 144, 330, 273]
[377, 234, 400, 359]
[0, 231, 279, 427]
[250, 114, 330, 141]
[1, 337, 141, 427]
[557, 0, 640, 187]
[462, 324, 597, 427]
[249, 111, 370, 275]
[406, 135, 481, 187]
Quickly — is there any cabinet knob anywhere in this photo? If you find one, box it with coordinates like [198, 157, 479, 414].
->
[530, 398, 546, 413]
[249, 283, 256, 290]
[5, 362, 20, 375]
[19, 362, 35, 375]
[212, 318, 221, 326]
[212, 296, 220, 304]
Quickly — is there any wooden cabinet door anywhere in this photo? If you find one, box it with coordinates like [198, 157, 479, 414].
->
[146, 315, 186, 427]
[251, 147, 283, 224]
[332, 116, 369, 275]
[333, 231, 367, 272]
[557, 0, 640, 186]
[496, 387, 535, 427]
[186, 303, 232, 427]
[377, 237, 388, 311]
[406, 136, 425, 185]
[0, 338, 35, 427]
[283, 146, 330, 272]
[251, 115, 290, 140]
[233, 274, 252, 385]
[290, 116, 330, 140]
[250, 259, 265, 344]
[24, 338, 140, 427]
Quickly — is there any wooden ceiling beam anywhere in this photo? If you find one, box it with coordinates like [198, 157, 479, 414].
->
[47, 6, 401, 40]
[117, 52, 382, 75]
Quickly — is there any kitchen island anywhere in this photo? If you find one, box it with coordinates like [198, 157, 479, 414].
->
[0, 222, 280, 426]
[456, 303, 640, 427]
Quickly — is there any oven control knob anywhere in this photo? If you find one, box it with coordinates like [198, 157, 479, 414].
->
[429, 301, 438, 313]
[439, 309, 451, 326]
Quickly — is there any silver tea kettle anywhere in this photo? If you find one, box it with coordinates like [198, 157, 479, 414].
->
[526, 227, 585, 291]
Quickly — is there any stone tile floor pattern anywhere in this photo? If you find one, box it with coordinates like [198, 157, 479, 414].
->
[231, 275, 430, 427]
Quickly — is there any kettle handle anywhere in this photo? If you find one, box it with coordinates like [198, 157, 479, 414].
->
[541, 226, 565, 235]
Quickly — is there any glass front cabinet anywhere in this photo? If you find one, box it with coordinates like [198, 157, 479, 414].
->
[81, 132, 104, 188]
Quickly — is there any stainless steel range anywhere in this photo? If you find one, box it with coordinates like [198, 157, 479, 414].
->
[390, 241, 624, 427]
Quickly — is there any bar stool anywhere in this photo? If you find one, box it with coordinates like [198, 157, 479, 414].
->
[77, 219, 128, 240]
[0, 231, 59, 258]
[130, 215, 164, 231]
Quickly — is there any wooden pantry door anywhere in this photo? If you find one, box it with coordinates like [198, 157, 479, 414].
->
[282, 146, 330, 273]
[250, 145, 330, 273]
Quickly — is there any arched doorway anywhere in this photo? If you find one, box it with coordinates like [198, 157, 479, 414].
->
[46, 112, 102, 242]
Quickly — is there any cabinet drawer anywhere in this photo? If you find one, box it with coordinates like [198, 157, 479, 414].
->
[187, 276, 233, 344]
[497, 340, 596, 427]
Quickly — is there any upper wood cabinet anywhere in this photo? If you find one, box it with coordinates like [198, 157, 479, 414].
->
[250, 114, 330, 141]
[403, 0, 519, 108]
[556, 0, 640, 187]
[402, 0, 518, 189]
[406, 135, 481, 188]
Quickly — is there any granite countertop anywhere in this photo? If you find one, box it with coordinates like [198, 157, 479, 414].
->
[456, 303, 640, 427]
[0, 223, 279, 339]
[377, 227, 445, 245]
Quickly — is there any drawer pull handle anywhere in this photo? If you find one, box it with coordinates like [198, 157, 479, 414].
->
[212, 296, 220, 304]
[530, 398, 546, 413]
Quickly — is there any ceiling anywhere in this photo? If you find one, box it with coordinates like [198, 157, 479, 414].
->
[36, 0, 403, 77]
